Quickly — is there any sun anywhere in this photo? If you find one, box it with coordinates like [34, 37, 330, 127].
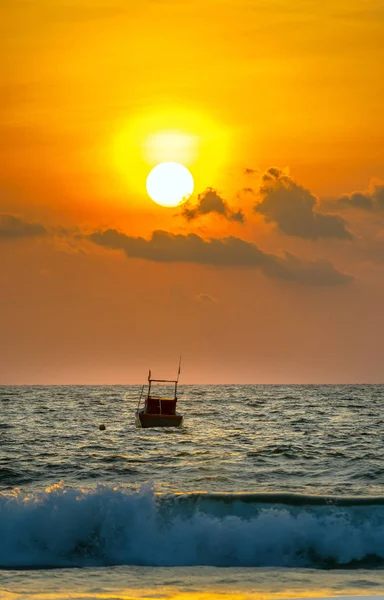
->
[146, 162, 194, 207]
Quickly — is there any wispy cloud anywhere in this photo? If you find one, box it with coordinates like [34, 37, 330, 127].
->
[339, 181, 384, 211]
[181, 188, 245, 223]
[196, 292, 217, 305]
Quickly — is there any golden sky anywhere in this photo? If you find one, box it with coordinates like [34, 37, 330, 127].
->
[1, 0, 384, 383]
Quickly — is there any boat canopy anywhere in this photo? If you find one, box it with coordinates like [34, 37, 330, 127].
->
[145, 397, 177, 415]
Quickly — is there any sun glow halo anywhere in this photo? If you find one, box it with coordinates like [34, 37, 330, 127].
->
[146, 162, 194, 207]
[110, 107, 230, 204]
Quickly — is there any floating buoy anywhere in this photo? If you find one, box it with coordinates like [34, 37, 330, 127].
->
[99, 424, 106, 431]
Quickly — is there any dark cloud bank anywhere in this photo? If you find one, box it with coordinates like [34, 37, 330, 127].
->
[0, 212, 352, 287]
[89, 229, 352, 286]
[254, 167, 353, 240]
[0, 215, 46, 238]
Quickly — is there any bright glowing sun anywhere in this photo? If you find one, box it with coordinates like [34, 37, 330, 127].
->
[146, 162, 194, 207]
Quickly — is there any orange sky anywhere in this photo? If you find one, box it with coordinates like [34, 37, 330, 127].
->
[1, 0, 384, 383]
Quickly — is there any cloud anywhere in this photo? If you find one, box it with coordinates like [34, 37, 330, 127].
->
[263, 252, 351, 286]
[89, 228, 352, 286]
[181, 188, 245, 223]
[244, 168, 258, 175]
[196, 293, 217, 305]
[254, 167, 352, 240]
[0, 215, 47, 238]
[339, 182, 384, 211]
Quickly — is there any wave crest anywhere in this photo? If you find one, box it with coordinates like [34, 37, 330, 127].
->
[1, 484, 384, 569]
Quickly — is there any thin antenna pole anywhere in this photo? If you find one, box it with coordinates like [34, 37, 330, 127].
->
[137, 385, 144, 410]
[147, 369, 152, 404]
[175, 355, 182, 398]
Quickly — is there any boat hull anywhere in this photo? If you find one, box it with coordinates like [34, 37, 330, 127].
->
[136, 410, 183, 428]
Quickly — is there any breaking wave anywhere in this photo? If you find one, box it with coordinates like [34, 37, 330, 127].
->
[1, 483, 384, 569]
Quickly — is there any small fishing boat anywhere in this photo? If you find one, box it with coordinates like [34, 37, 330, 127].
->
[135, 360, 183, 428]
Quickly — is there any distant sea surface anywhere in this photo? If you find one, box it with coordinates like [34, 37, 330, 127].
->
[1, 384, 384, 599]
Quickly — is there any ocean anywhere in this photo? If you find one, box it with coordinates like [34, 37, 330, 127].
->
[1, 384, 384, 599]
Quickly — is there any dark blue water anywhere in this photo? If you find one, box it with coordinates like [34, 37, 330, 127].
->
[2, 384, 383, 495]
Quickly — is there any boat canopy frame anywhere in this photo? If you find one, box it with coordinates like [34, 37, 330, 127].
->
[136, 358, 181, 413]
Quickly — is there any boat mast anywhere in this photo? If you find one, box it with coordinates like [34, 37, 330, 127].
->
[148, 369, 152, 400]
[175, 355, 181, 397]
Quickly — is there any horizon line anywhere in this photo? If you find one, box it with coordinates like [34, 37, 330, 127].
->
[0, 382, 383, 387]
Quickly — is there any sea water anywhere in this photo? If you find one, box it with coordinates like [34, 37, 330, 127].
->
[1, 385, 384, 599]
